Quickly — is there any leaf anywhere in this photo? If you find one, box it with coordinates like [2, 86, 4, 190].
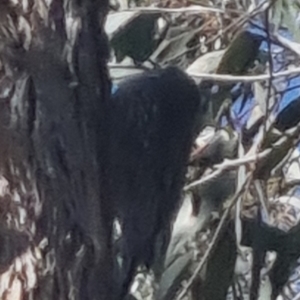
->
[253, 82, 267, 115]
[110, 13, 161, 63]
[105, 11, 140, 39]
[150, 30, 196, 65]
[108, 63, 145, 83]
[216, 31, 264, 75]
[157, 253, 192, 300]
[186, 50, 225, 76]
[270, 0, 300, 43]
[271, 0, 283, 32]
[281, 0, 300, 42]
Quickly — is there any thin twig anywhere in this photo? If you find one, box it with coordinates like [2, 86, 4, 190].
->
[177, 174, 252, 300]
[188, 66, 300, 83]
[273, 32, 300, 57]
[185, 149, 271, 191]
[235, 137, 246, 249]
[126, 5, 226, 14]
[186, 123, 300, 191]
[264, 6, 274, 138]
[167, 0, 270, 63]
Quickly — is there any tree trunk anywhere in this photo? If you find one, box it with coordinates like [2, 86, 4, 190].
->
[0, 1, 112, 299]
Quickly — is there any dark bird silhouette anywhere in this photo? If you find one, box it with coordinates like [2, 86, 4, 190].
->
[108, 66, 204, 299]
[110, 13, 162, 65]
[253, 97, 300, 180]
[212, 30, 264, 116]
[216, 30, 264, 76]
[274, 96, 300, 131]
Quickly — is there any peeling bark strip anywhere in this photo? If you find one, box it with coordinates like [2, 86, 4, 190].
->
[0, 1, 112, 300]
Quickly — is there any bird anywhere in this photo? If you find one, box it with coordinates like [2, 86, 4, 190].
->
[212, 30, 264, 117]
[108, 66, 205, 299]
[216, 30, 264, 76]
[110, 13, 162, 65]
[274, 96, 300, 131]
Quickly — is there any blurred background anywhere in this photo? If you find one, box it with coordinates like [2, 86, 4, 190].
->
[105, 0, 300, 299]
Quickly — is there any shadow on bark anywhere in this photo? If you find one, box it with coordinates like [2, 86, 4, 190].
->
[0, 1, 112, 299]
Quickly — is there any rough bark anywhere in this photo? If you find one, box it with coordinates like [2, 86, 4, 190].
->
[0, 1, 112, 299]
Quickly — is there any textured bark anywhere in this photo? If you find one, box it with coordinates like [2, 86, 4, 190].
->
[0, 1, 112, 299]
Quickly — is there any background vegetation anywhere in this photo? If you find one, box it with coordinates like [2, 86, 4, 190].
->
[1, 0, 300, 300]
